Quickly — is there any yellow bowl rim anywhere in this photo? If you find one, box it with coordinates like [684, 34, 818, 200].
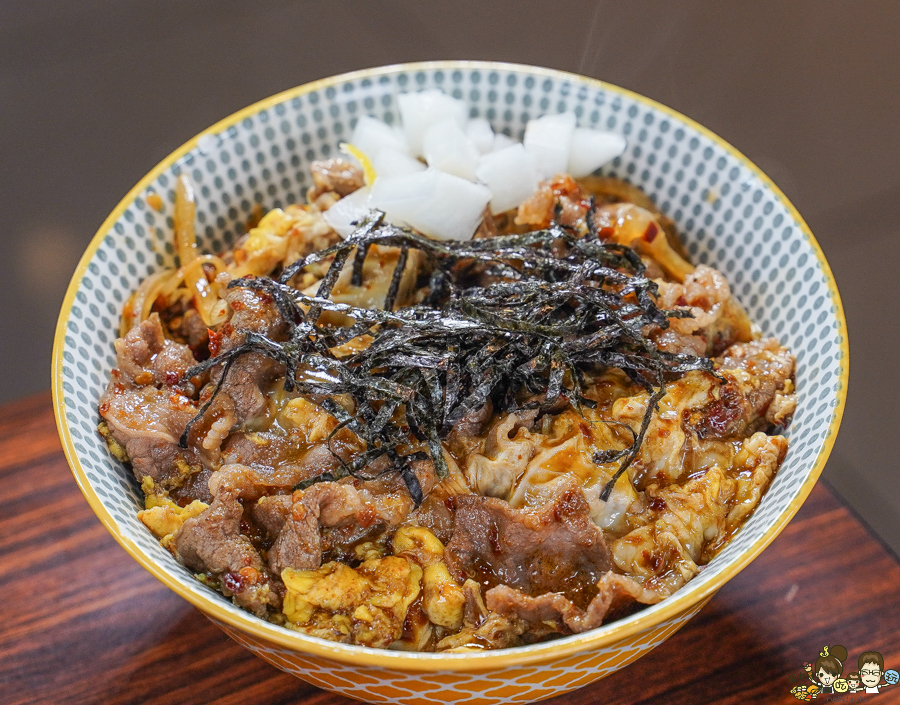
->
[52, 59, 849, 673]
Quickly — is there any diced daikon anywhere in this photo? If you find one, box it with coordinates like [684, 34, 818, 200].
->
[567, 128, 627, 178]
[422, 119, 480, 181]
[466, 118, 495, 153]
[475, 144, 540, 215]
[523, 112, 576, 178]
[371, 147, 426, 179]
[350, 115, 409, 160]
[397, 90, 468, 157]
[369, 169, 490, 241]
[491, 132, 516, 151]
[322, 186, 372, 239]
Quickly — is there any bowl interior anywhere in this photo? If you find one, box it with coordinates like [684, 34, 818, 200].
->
[54, 61, 846, 667]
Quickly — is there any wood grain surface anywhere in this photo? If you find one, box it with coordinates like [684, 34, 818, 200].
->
[1, 393, 898, 705]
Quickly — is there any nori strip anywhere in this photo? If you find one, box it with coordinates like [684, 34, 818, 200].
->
[182, 212, 717, 505]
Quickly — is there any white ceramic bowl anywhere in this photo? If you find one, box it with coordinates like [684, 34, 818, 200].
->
[53, 61, 848, 704]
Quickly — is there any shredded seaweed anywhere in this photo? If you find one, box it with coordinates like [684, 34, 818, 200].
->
[181, 210, 715, 504]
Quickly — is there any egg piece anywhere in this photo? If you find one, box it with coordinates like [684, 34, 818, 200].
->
[138, 497, 208, 540]
[322, 186, 372, 239]
[422, 563, 465, 630]
[230, 205, 333, 278]
[369, 168, 491, 241]
[422, 118, 481, 181]
[350, 115, 409, 160]
[277, 397, 337, 443]
[371, 147, 426, 179]
[397, 90, 468, 157]
[465, 117, 495, 153]
[523, 111, 577, 178]
[392, 526, 444, 567]
[281, 557, 422, 648]
[567, 128, 627, 178]
[475, 144, 541, 214]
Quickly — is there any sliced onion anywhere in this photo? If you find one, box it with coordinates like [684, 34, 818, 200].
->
[322, 186, 372, 239]
[475, 144, 540, 215]
[174, 174, 199, 266]
[465, 118, 495, 153]
[422, 119, 480, 181]
[397, 90, 468, 157]
[568, 128, 627, 178]
[370, 168, 490, 241]
[120, 268, 177, 336]
[371, 147, 426, 179]
[523, 112, 576, 178]
[174, 175, 219, 326]
[350, 115, 409, 160]
[123, 251, 229, 336]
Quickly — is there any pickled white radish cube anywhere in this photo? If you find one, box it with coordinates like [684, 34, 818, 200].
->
[370, 169, 490, 241]
[322, 186, 372, 239]
[523, 112, 576, 178]
[397, 90, 468, 157]
[466, 118, 495, 153]
[568, 128, 627, 177]
[422, 119, 481, 181]
[475, 144, 540, 215]
[491, 132, 516, 151]
[350, 115, 409, 160]
[372, 147, 426, 179]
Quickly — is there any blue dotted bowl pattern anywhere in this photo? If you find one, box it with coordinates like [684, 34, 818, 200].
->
[55, 63, 846, 668]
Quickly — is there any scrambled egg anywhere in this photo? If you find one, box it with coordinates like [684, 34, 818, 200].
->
[280, 527, 470, 647]
[276, 397, 337, 443]
[231, 206, 334, 279]
[392, 526, 444, 566]
[138, 495, 208, 547]
[282, 556, 422, 648]
[422, 563, 466, 630]
[392, 527, 466, 632]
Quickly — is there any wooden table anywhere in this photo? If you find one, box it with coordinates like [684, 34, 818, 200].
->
[2, 393, 898, 705]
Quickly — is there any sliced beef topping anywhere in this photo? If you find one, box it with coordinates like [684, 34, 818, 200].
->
[189, 286, 289, 454]
[653, 265, 753, 357]
[266, 466, 439, 577]
[206, 354, 280, 427]
[111, 314, 197, 388]
[222, 286, 288, 344]
[218, 435, 343, 498]
[169, 307, 210, 350]
[485, 571, 663, 637]
[173, 487, 279, 616]
[444, 481, 611, 609]
[444, 399, 494, 462]
[406, 454, 471, 544]
[610, 338, 795, 488]
[267, 482, 387, 576]
[515, 174, 591, 230]
[209, 461, 310, 502]
[212, 285, 290, 423]
[694, 338, 796, 439]
[170, 466, 214, 505]
[308, 158, 365, 200]
[249, 494, 293, 538]
[98, 314, 200, 487]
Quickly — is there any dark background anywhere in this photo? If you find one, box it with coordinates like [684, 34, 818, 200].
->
[2, 1, 897, 551]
